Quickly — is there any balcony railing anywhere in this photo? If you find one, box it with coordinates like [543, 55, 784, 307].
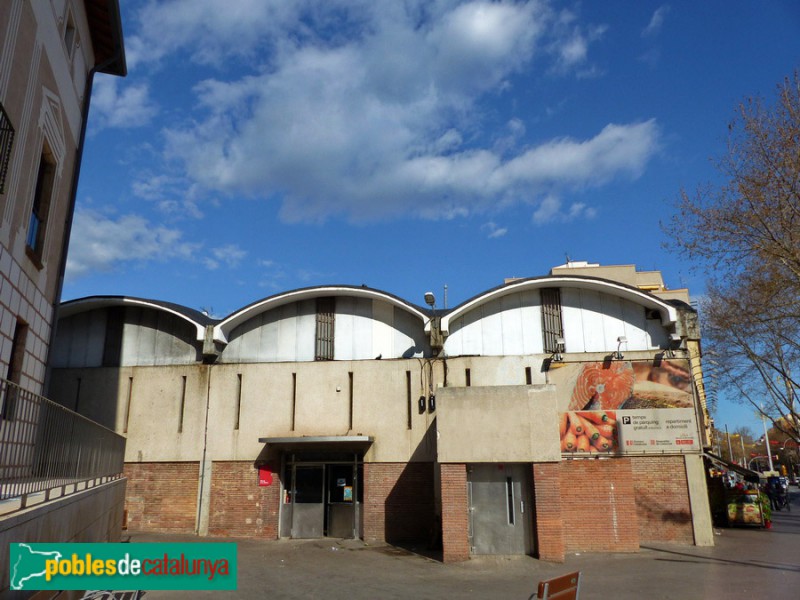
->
[0, 378, 125, 515]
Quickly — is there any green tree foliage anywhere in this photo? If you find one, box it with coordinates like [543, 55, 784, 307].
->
[666, 72, 800, 445]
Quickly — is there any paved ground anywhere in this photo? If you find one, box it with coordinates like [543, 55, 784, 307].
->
[128, 489, 800, 600]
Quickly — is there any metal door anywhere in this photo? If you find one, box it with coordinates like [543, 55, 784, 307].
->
[468, 464, 531, 555]
[326, 464, 356, 538]
[291, 465, 325, 538]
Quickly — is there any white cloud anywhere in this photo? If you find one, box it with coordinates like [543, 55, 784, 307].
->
[90, 77, 157, 129]
[203, 244, 247, 270]
[547, 10, 607, 74]
[532, 196, 597, 225]
[129, 1, 657, 223]
[126, 0, 301, 69]
[533, 195, 561, 224]
[66, 210, 198, 280]
[132, 174, 204, 219]
[482, 221, 508, 238]
[642, 5, 670, 38]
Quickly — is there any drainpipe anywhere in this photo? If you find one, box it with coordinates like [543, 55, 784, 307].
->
[195, 364, 213, 535]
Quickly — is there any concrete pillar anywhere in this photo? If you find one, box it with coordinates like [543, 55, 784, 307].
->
[684, 454, 714, 546]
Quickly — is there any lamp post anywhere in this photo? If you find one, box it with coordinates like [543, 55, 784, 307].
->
[739, 434, 746, 467]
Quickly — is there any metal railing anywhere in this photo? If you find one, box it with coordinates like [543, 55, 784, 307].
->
[0, 378, 125, 513]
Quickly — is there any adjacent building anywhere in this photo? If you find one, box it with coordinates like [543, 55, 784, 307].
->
[50, 262, 715, 562]
[0, 1, 127, 593]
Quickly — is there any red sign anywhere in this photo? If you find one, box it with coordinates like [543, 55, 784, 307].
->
[258, 466, 273, 487]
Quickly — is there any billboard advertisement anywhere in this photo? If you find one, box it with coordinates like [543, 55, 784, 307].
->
[553, 359, 700, 456]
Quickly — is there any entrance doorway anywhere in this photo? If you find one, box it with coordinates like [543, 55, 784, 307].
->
[281, 453, 363, 539]
[468, 463, 533, 555]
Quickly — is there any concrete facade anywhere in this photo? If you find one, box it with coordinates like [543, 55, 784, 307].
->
[49, 265, 714, 562]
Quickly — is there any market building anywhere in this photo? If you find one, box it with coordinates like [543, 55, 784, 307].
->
[48, 262, 714, 562]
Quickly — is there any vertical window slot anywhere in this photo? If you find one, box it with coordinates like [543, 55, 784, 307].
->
[406, 370, 412, 430]
[234, 373, 242, 430]
[178, 375, 187, 433]
[465, 368, 471, 387]
[123, 376, 134, 433]
[506, 477, 515, 525]
[348, 371, 354, 431]
[291, 372, 297, 431]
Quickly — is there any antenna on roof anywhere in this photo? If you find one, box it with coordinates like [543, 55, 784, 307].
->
[565, 252, 571, 265]
[443, 284, 448, 309]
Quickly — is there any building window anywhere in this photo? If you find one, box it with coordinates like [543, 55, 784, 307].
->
[315, 297, 335, 361]
[26, 149, 55, 265]
[540, 287, 564, 354]
[2, 320, 28, 420]
[0, 102, 13, 195]
[64, 12, 77, 59]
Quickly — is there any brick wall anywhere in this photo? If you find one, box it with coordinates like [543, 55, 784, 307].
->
[630, 455, 694, 544]
[560, 459, 639, 553]
[532, 462, 565, 562]
[363, 462, 435, 545]
[208, 461, 281, 538]
[439, 463, 469, 563]
[124, 462, 199, 533]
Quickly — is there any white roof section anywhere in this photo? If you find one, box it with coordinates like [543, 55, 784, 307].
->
[215, 286, 429, 344]
[58, 296, 209, 341]
[440, 276, 679, 335]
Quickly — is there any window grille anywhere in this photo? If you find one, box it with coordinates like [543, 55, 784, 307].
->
[540, 288, 564, 353]
[315, 297, 335, 360]
[0, 102, 13, 195]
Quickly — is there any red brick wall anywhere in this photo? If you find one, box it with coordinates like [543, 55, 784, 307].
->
[363, 462, 435, 545]
[440, 463, 469, 563]
[630, 455, 693, 544]
[560, 459, 639, 553]
[124, 462, 198, 533]
[208, 461, 281, 538]
[532, 463, 565, 562]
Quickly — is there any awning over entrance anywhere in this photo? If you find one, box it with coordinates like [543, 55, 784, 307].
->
[258, 435, 374, 452]
[704, 451, 761, 483]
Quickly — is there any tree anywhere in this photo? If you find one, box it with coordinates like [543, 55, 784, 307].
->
[665, 72, 800, 446]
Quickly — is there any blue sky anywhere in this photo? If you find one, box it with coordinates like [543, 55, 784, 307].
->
[66, 1, 800, 433]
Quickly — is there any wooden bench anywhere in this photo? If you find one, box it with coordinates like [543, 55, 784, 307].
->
[534, 570, 581, 600]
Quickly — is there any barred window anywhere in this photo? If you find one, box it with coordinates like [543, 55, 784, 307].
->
[540, 287, 564, 354]
[0, 102, 14, 195]
[315, 297, 335, 361]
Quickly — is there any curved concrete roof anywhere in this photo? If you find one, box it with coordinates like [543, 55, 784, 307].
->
[214, 285, 430, 344]
[58, 296, 213, 341]
[440, 275, 679, 335]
